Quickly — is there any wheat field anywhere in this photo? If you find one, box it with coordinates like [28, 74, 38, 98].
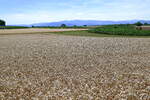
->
[0, 34, 150, 100]
[0, 28, 88, 35]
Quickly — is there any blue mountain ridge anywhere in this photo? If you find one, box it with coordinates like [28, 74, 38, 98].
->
[9, 20, 150, 27]
[31, 20, 150, 27]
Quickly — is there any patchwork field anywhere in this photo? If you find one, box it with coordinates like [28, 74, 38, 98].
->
[0, 34, 150, 100]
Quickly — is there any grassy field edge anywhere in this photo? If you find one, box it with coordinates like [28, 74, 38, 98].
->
[49, 30, 150, 38]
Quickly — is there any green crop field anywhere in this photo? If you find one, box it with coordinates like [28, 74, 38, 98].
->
[89, 24, 150, 36]
[0, 26, 29, 29]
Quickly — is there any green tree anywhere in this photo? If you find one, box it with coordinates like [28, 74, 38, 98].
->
[61, 24, 66, 27]
[144, 22, 148, 25]
[0, 19, 5, 26]
[135, 22, 143, 26]
[73, 25, 77, 28]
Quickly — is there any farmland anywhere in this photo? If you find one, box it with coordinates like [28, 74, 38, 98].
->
[141, 26, 150, 30]
[0, 33, 150, 100]
[89, 25, 150, 36]
[1, 0, 150, 99]
[0, 28, 88, 35]
[0, 26, 28, 29]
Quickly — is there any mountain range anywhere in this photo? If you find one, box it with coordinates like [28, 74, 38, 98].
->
[31, 20, 150, 27]
[10, 20, 150, 27]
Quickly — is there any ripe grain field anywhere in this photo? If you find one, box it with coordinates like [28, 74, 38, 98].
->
[0, 28, 88, 35]
[0, 34, 150, 100]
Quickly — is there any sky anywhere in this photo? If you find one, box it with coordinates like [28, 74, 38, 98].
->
[0, 0, 150, 25]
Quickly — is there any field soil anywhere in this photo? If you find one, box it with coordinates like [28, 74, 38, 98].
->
[0, 34, 150, 100]
[0, 28, 88, 35]
[141, 26, 150, 30]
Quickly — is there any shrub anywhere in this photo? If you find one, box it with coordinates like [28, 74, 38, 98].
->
[144, 22, 149, 25]
[61, 24, 66, 27]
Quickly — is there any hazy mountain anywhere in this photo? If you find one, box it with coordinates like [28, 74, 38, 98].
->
[15, 20, 150, 27]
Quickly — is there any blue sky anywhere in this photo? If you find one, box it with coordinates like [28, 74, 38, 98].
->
[1, 0, 150, 25]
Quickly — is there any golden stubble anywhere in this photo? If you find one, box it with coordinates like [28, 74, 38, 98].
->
[0, 34, 150, 100]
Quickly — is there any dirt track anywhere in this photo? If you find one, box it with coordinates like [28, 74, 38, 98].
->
[0, 28, 88, 35]
[0, 34, 150, 100]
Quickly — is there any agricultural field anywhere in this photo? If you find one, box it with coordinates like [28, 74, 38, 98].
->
[0, 28, 88, 35]
[89, 25, 150, 36]
[141, 26, 150, 30]
[0, 33, 150, 100]
[0, 26, 89, 30]
[0, 26, 29, 29]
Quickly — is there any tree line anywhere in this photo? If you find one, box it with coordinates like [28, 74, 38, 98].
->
[135, 21, 149, 26]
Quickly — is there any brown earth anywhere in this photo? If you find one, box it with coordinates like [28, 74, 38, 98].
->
[136, 26, 150, 30]
[0, 34, 150, 100]
[141, 26, 150, 30]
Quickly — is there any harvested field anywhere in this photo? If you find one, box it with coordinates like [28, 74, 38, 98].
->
[0, 34, 150, 100]
[0, 28, 88, 35]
